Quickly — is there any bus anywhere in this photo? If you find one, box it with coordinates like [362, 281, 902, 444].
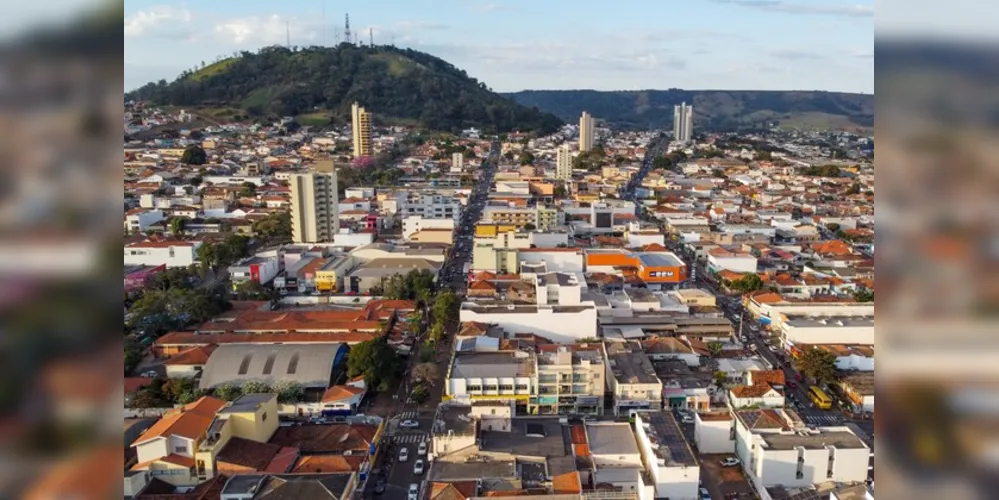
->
[808, 386, 833, 410]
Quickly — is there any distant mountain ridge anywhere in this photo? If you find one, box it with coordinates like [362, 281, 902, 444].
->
[503, 89, 873, 132]
[125, 44, 563, 134]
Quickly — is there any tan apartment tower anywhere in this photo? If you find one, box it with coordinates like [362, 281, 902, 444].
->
[290, 159, 339, 243]
[578, 111, 594, 152]
[351, 102, 372, 158]
[673, 102, 693, 142]
[556, 144, 572, 180]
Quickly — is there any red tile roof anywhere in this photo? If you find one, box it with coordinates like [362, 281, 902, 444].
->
[156, 331, 377, 348]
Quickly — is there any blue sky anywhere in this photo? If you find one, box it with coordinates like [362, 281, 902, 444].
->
[124, 0, 873, 93]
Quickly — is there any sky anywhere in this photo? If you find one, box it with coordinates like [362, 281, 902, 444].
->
[121, 0, 874, 93]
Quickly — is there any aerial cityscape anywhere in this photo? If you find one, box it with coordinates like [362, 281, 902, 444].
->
[118, 3, 874, 500]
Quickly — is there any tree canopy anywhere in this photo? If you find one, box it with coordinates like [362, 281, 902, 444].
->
[796, 348, 839, 385]
[127, 45, 563, 134]
[381, 269, 436, 303]
[181, 145, 207, 165]
[729, 273, 764, 293]
[346, 338, 402, 392]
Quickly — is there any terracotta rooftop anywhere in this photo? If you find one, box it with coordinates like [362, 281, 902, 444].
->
[321, 384, 365, 402]
[162, 344, 217, 366]
[132, 397, 227, 445]
[156, 331, 377, 347]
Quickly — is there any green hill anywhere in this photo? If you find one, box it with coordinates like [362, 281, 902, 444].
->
[126, 44, 563, 134]
[502, 89, 873, 132]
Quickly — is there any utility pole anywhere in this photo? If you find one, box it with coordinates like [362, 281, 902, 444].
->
[285, 21, 290, 48]
[369, 27, 373, 46]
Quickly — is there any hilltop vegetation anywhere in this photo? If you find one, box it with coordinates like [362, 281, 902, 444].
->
[503, 89, 873, 132]
[126, 44, 563, 134]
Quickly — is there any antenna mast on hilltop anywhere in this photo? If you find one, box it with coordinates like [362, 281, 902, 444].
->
[344, 14, 352, 46]
[369, 27, 373, 46]
[286, 21, 290, 48]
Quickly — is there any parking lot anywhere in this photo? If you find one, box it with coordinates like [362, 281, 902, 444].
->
[700, 453, 757, 500]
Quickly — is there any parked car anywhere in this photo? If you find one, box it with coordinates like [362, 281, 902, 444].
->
[414, 459, 425, 475]
[400, 420, 420, 429]
[681, 416, 695, 424]
[699, 487, 712, 499]
[418, 441, 428, 456]
[408, 484, 420, 500]
[398, 447, 409, 462]
[720, 457, 741, 467]
[787, 381, 797, 389]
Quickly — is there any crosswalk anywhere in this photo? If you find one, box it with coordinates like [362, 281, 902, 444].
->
[397, 411, 420, 420]
[389, 433, 428, 445]
[804, 414, 842, 426]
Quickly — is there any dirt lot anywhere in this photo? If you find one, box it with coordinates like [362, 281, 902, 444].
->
[700, 453, 758, 499]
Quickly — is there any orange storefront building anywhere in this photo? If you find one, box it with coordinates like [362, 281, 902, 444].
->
[584, 250, 687, 285]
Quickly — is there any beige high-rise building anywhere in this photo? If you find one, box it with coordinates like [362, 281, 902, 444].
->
[290, 160, 339, 243]
[673, 102, 693, 142]
[351, 102, 372, 158]
[556, 144, 572, 180]
[578, 111, 594, 152]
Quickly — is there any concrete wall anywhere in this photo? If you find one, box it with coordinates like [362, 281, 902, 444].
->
[694, 417, 735, 454]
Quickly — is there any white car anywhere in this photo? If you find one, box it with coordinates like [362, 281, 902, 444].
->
[414, 459, 425, 475]
[681, 415, 695, 424]
[699, 487, 712, 500]
[400, 419, 420, 429]
[720, 457, 741, 467]
[417, 441, 427, 456]
[408, 483, 420, 500]
[398, 447, 409, 462]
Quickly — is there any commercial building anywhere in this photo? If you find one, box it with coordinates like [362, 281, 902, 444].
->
[228, 256, 280, 289]
[579, 111, 594, 152]
[673, 102, 693, 142]
[290, 160, 339, 243]
[778, 316, 875, 347]
[459, 302, 598, 344]
[351, 102, 372, 158]
[584, 249, 688, 288]
[607, 351, 663, 415]
[732, 409, 869, 493]
[556, 144, 572, 180]
[535, 344, 606, 416]
[124, 240, 202, 268]
[707, 247, 759, 274]
[197, 343, 348, 392]
[402, 215, 456, 240]
[444, 351, 535, 414]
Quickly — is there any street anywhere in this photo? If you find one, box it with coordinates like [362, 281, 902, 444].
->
[364, 412, 436, 500]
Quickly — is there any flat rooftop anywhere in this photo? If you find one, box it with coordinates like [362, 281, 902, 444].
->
[761, 430, 868, 450]
[586, 423, 639, 456]
[643, 411, 697, 466]
[784, 316, 874, 328]
[433, 405, 478, 436]
[220, 393, 274, 414]
[638, 253, 684, 268]
[481, 419, 567, 459]
[451, 352, 535, 379]
[608, 352, 660, 385]
[429, 461, 517, 481]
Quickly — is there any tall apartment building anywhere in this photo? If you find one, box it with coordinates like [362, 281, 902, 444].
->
[290, 160, 339, 243]
[673, 102, 693, 142]
[452, 152, 464, 171]
[556, 144, 572, 180]
[351, 102, 372, 158]
[578, 111, 594, 152]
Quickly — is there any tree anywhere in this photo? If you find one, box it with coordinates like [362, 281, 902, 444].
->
[177, 389, 207, 405]
[730, 274, 764, 293]
[273, 380, 304, 403]
[852, 288, 874, 302]
[523, 223, 537, 231]
[346, 338, 402, 392]
[213, 382, 241, 401]
[846, 182, 862, 195]
[553, 185, 567, 198]
[707, 342, 724, 357]
[714, 370, 729, 388]
[410, 384, 429, 404]
[796, 348, 839, 385]
[130, 389, 166, 409]
[234, 280, 276, 301]
[652, 156, 671, 169]
[518, 151, 535, 165]
[169, 217, 186, 236]
[240, 380, 271, 395]
[412, 362, 439, 384]
[163, 377, 197, 403]
[240, 182, 257, 198]
[432, 291, 459, 332]
[125, 341, 143, 375]
[825, 223, 841, 233]
[181, 145, 208, 165]
[252, 211, 293, 245]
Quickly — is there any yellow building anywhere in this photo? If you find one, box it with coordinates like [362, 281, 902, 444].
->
[475, 223, 518, 238]
[351, 102, 372, 158]
[536, 206, 560, 230]
[130, 394, 279, 486]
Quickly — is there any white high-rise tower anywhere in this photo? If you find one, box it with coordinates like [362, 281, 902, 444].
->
[673, 102, 693, 142]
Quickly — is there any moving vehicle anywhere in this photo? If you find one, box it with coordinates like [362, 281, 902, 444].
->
[409, 484, 420, 500]
[808, 386, 833, 410]
[400, 420, 420, 429]
[699, 487, 712, 499]
[720, 457, 741, 467]
[418, 441, 428, 456]
[398, 447, 409, 462]
[414, 459, 425, 475]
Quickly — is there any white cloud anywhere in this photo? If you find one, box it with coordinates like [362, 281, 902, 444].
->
[213, 14, 321, 45]
[712, 0, 873, 18]
[471, 3, 510, 13]
[124, 5, 193, 38]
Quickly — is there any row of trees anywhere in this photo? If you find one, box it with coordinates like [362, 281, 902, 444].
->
[346, 337, 404, 392]
[380, 269, 436, 303]
[196, 234, 250, 270]
[129, 378, 305, 408]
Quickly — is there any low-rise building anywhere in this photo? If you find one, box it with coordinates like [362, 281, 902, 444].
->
[124, 240, 202, 268]
[607, 351, 663, 415]
[229, 255, 280, 288]
[535, 344, 606, 416]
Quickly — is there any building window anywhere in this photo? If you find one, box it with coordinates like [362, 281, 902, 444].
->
[262, 412, 268, 421]
[174, 445, 188, 454]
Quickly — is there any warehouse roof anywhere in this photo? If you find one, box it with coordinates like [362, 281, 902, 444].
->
[198, 343, 343, 390]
